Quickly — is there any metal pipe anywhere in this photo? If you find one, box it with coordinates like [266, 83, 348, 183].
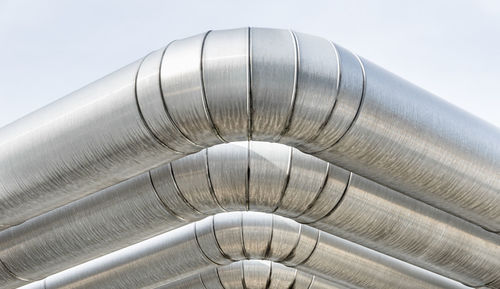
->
[1, 142, 498, 288]
[155, 260, 348, 289]
[17, 212, 470, 289]
[0, 28, 498, 231]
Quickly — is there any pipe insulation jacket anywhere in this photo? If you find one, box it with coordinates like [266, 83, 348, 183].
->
[0, 28, 498, 232]
[17, 212, 471, 289]
[1, 142, 498, 288]
[155, 260, 347, 289]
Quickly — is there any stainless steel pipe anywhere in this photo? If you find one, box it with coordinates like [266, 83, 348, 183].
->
[17, 212, 470, 289]
[1, 28, 498, 231]
[156, 260, 347, 289]
[1, 142, 498, 288]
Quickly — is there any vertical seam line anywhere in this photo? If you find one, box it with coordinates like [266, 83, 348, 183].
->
[200, 30, 227, 143]
[264, 214, 275, 258]
[306, 172, 352, 224]
[265, 262, 273, 289]
[306, 276, 315, 289]
[246, 141, 251, 211]
[169, 163, 204, 215]
[293, 229, 321, 267]
[247, 27, 253, 140]
[159, 41, 204, 149]
[241, 260, 248, 289]
[275, 29, 300, 142]
[134, 50, 183, 154]
[272, 146, 293, 212]
[199, 273, 209, 289]
[205, 148, 226, 211]
[287, 269, 297, 289]
[292, 162, 330, 219]
[241, 212, 250, 259]
[148, 170, 186, 221]
[311, 54, 366, 154]
[194, 222, 224, 265]
[215, 266, 227, 289]
[211, 216, 236, 261]
[281, 223, 303, 263]
[303, 41, 341, 146]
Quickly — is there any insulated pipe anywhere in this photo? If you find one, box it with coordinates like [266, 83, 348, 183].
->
[20, 261, 346, 289]
[156, 260, 348, 289]
[1, 143, 498, 288]
[0, 28, 498, 231]
[16, 212, 470, 289]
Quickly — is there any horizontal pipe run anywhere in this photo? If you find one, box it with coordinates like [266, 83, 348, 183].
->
[17, 212, 470, 289]
[1, 142, 498, 288]
[0, 28, 498, 232]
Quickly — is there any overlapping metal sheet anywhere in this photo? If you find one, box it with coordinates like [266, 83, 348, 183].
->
[0, 28, 499, 288]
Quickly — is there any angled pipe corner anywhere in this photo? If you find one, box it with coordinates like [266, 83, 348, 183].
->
[157, 260, 347, 289]
[18, 212, 471, 289]
[0, 27, 498, 232]
[1, 142, 498, 288]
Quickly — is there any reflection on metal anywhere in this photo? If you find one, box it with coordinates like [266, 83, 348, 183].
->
[0, 28, 498, 231]
[18, 212, 469, 289]
[0, 27, 499, 289]
[157, 260, 346, 289]
[1, 142, 498, 288]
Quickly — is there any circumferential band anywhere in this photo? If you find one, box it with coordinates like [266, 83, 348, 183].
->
[135, 27, 364, 153]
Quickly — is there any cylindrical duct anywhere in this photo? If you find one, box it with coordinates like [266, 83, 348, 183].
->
[1, 142, 498, 288]
[0, 28, 498, 232]
[17, 212, 470, 289]
[156, 260, 347, 289]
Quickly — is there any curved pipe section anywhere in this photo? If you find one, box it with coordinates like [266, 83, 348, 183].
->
[0, 28, 498, 231]
[16, 212, 470, 289]
[20, 261, 345, 289]
[1, 142, 498, 288]
[156, 260, 347, 289]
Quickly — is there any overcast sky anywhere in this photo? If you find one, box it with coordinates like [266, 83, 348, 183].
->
[1, 0, 499, 128]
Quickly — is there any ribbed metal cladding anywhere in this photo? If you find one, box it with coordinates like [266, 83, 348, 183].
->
[17, 212, 470, 289]
[156, 260, 347, 289]
[1, 142, 498, 288]
[0, 27, 498, 233]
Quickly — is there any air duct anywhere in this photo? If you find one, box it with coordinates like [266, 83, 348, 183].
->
[1, 142, 498, 288]
[155, 260, 345, 289]
[17, 212, 470, 289]
[1, 28, 498, 233]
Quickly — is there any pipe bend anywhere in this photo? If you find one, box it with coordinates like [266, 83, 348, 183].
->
[138, 27, 500, 232]
[1, 142, 498, 288]
[2, 27, 498, 233]
[19, 212, 471, 289]
[159, 259, 345, 289]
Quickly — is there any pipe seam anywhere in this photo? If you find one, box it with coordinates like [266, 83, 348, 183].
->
[1, 142, 497, 288]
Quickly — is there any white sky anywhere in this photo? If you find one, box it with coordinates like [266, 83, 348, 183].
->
[0, 0, 499, 128]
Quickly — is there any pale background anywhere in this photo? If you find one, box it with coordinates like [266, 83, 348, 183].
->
[1, 0, 499, 127]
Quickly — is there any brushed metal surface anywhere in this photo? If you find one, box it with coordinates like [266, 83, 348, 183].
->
[156, 260, 347, 289]
[136, 47, 201, 153]
[278, 31, 339, 146]
[1, 142, 497, 288]
[203, 28, 250, 141]
[0, 173, 185, 281]
[1, 27, 498, 233]
[296, 44, 363, 153]
[18, 213, 470, 289]
[160, 32, 224, 147]
[248, 142, 291, 212]
[250, 28, 297, 141]
[313, 57, 500, 231]
[0, 60, 177, 226]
